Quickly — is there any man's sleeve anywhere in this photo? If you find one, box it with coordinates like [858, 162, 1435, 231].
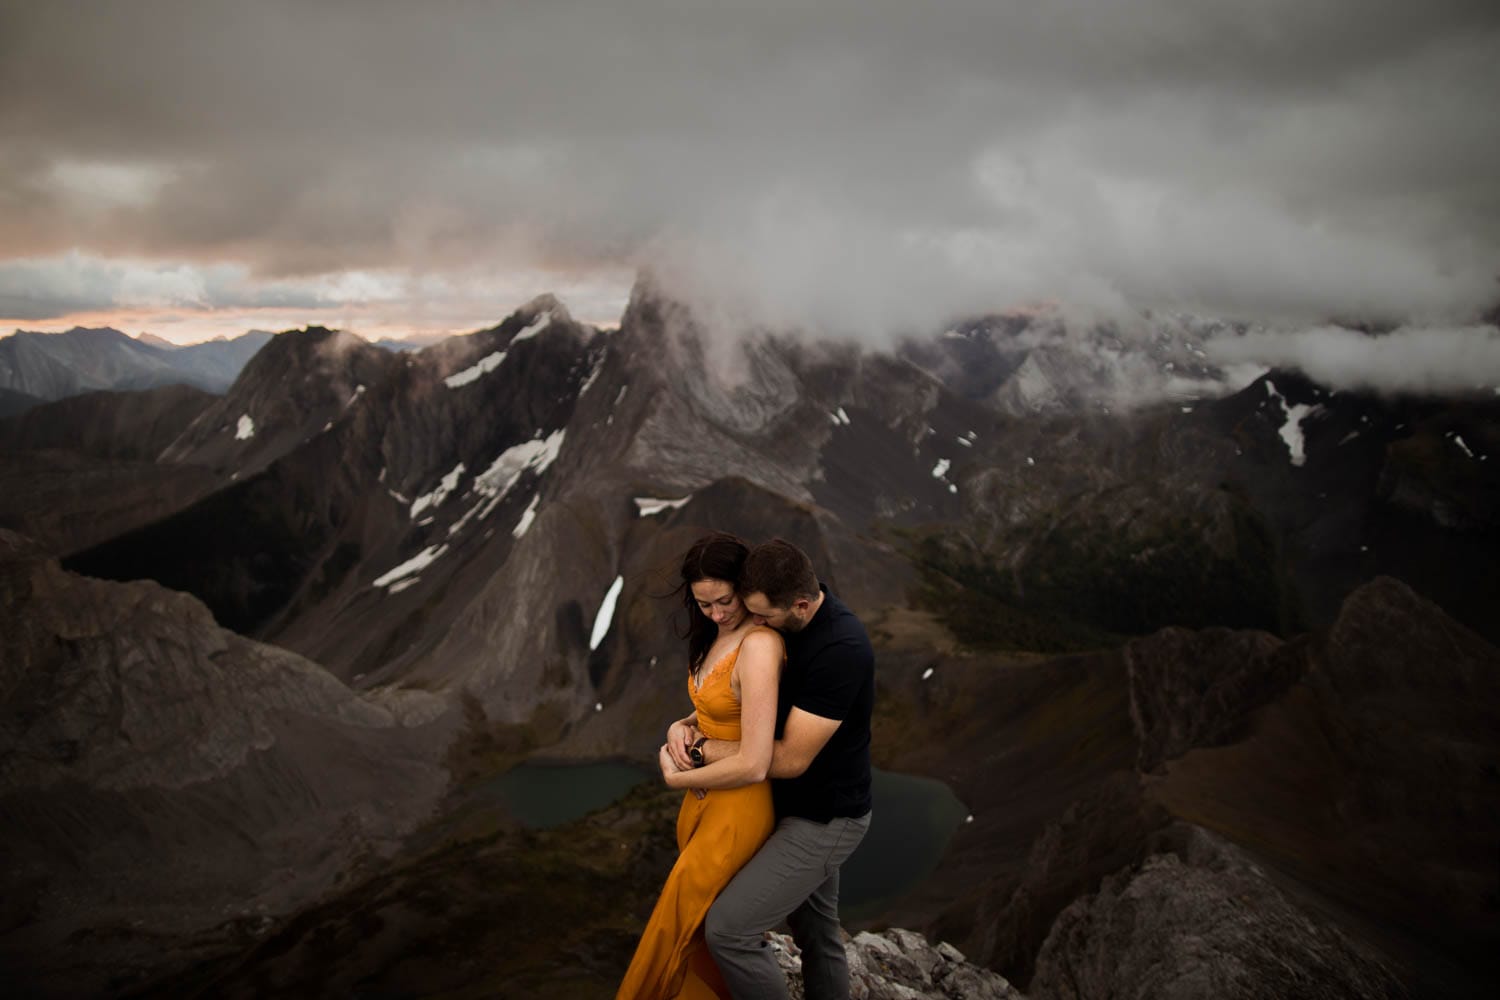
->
[790, 640, 872, 721]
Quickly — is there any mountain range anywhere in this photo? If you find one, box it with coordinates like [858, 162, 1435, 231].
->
[1, 283, 1496, 997]
[0, 327, 274, 405]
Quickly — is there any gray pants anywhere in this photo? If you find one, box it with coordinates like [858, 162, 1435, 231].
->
[704, 812, 871, 1000]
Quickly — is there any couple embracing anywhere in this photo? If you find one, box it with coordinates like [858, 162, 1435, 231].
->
[617, 534, 875, 1000]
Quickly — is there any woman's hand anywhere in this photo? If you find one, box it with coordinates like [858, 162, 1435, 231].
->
[665, 718, 700, 771]
[668, 629, 782, 791]
[659, 743, 707, 799]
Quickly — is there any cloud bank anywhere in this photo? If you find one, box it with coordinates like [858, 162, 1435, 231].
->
[1206, 324, 1500, 395]
[1, 1, 1497, 346]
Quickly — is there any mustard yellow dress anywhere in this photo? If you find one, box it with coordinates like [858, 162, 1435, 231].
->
[616, 630, 780, 1000]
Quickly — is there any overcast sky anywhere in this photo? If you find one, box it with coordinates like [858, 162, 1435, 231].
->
[2, 0, 1497, 354]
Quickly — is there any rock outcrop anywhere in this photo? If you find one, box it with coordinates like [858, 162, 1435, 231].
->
[1142, 577, 1500, 988]
[1030, 827, 1406, 1000]
[0, 529, 455, 997]
[771, 927, 1025, 999]
[903, 576, 1499, 999]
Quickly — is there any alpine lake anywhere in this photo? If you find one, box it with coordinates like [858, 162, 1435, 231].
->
[480, 760, 969, 918]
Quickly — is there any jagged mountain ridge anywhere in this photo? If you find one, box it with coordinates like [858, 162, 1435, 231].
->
[159, 325, 398, 478]
[67, 298, 617, 720]
[61, 285, 1500, 722]
[65, 288, 983, 727]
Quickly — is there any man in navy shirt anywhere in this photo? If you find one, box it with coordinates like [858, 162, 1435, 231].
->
[678, 539, 875, 1000]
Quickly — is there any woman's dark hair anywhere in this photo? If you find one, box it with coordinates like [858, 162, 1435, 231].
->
[676, 531, 750, 673]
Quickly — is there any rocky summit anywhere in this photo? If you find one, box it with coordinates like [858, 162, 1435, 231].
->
[772, 927, 1024, 999]
[1, 283, 1497, 996]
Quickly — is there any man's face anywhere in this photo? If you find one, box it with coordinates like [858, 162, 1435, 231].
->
[742, 591, 811, 633]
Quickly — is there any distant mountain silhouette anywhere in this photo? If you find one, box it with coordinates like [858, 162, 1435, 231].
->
[0, 326, 271, 401]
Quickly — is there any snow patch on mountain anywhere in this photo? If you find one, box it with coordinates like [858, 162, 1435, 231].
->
[579, 357, 606, 398]
[444, 350, 507, 389]
[446, 429, 569, 534]
[374, 544, 449, 588]
[474, 431, 564, 505]
[590, 575, 624, 650]
[510, 313, 553, 344]
[512, 493, 541, 538]
[1264, 381, 1319, 467]
[411, 463, 466, 518]
[635, 495, 692, 517]
[235, 414, 255, 440]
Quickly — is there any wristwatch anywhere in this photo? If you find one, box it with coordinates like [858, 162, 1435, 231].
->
[689, 735, 709, 768]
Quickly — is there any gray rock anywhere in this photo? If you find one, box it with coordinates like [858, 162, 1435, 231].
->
[1029, 829, 1407, 1000]
[771, 927, 1025, 1000]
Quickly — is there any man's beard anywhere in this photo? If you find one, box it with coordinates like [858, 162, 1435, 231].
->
[778, 609, 810, 633]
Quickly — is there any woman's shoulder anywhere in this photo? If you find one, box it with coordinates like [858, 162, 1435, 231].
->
[740, 624, 785, 654]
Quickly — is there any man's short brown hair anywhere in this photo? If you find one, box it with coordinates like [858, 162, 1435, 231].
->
[740, 539, 819, 608]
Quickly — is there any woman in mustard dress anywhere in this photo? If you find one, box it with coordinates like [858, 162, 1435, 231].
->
[616, 532, 783, 1000]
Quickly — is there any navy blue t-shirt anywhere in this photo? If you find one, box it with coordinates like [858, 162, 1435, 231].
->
[773, 586, 874, 822]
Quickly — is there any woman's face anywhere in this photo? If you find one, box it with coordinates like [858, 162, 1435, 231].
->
[691, 577, 746, 631]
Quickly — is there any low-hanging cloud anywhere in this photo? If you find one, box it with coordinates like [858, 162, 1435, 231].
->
[1206, 324, 1500, 394]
